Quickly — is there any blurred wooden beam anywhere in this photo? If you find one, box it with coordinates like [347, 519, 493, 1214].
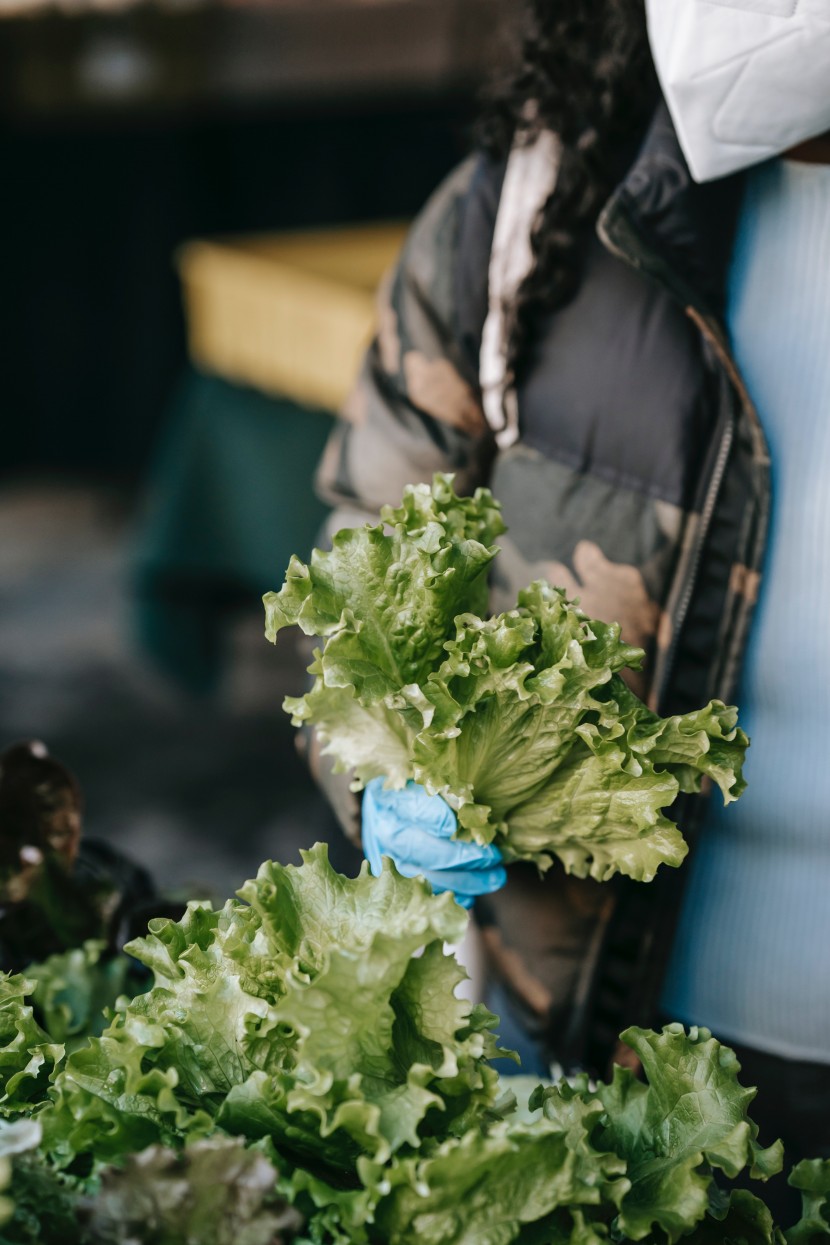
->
[0, 0, 514, 121]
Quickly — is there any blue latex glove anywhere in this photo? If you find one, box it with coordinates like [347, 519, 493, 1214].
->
[361, 777, 506, 909]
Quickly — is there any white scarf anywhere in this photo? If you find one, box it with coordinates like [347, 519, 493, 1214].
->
[479, 129, 560, 448]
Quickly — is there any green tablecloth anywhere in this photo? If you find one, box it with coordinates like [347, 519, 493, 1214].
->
[134, 367, 332, 692]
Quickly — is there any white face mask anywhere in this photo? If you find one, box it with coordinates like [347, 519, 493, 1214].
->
[646, 0, 830, 183]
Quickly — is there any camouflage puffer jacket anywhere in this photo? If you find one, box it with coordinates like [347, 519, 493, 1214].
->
[312, 102, 771, 1074]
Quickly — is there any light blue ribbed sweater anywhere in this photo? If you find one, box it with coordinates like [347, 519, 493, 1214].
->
[661, 157, 830, 1063]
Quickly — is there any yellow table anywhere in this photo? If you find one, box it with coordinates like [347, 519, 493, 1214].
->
[177, 221, 408, 412]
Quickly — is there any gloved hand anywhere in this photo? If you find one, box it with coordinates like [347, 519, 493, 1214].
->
[361, 777, 506, 909]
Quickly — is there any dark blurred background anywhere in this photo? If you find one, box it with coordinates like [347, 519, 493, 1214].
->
[0, 0, 510, 899]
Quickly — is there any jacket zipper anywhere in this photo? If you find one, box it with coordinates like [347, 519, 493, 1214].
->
[658, 405, 733, 708]
[596, 207, 740, 709]
[685, 309, 772, 706]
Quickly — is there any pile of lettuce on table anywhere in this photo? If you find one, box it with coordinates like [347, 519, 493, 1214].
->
[1, 475, 828, 1243]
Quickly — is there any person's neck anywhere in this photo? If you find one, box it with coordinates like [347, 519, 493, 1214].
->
[784, 131, 830, 165]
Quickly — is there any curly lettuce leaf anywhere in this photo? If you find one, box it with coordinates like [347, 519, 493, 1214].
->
[593, 1025, 783, 1242]
[0, 976, 63, 1118]
[286, 654, 419, 790]
[416, 582, 643, 810]
[277, 1157, 378, 1245]
[373, 1092, 627, 1245]
[218, 851, 505, 1170]
[25, 942, 141, 1054]
[265, 475, 505, 703]
[219, 857, 470, 1166]
[597, 678, 748, 805]
[270, 476, 504, 792]
[43, 1016, 213, 1164]
[786, 1158, 830, 1245]
[503, 738, 685, 882]
[415, 583, 745, 882]
[525, 1029, 787, 1245]
[266, 476, 748, 883]
[44, 846, 506, 1183]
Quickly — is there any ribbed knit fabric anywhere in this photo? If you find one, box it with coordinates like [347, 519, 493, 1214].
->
[661, 157, 830, 1062]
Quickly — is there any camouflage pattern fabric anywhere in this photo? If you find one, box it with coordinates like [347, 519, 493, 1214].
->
[312, 106, 771, 1074]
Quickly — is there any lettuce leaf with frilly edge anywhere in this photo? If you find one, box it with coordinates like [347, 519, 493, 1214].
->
[265, 475, 748, 883]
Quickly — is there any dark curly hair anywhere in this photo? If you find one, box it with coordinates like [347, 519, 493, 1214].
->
[479, 0, 659, 384]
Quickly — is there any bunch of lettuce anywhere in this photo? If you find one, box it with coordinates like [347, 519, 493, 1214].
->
[374, 1022, 789, 1245]
[0, 848, 827, 1244]
[264, 475, 747, 883]
[9, 850, 828, 1243]
[39, 847, 505, 1232]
